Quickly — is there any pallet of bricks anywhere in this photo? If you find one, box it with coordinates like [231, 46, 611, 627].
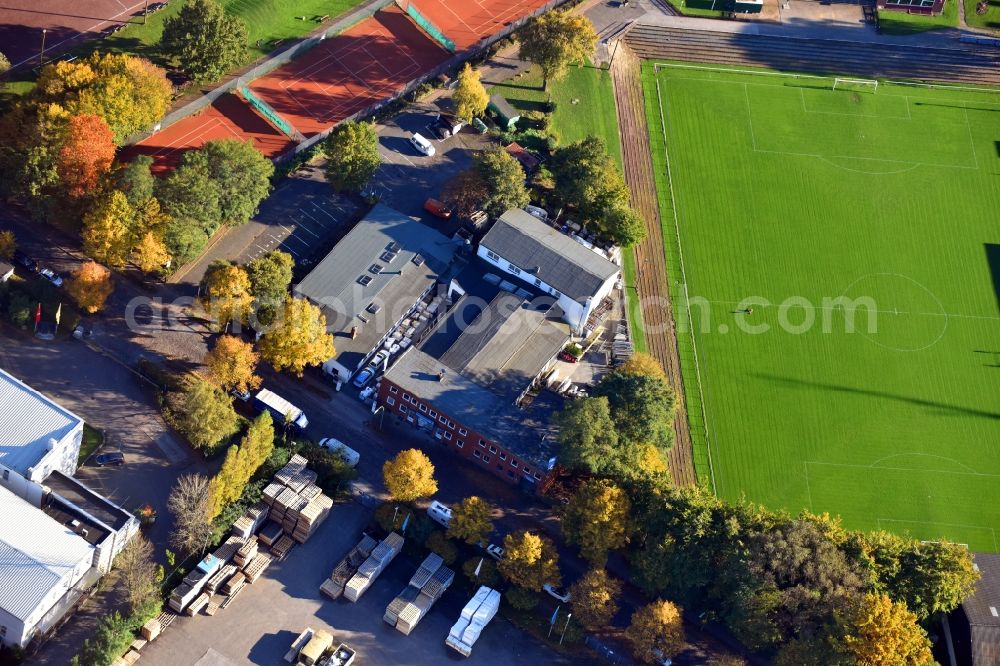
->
[320, 534, 378, 600]
[384, 553, 455, 635]
[344, 532, 404, 602]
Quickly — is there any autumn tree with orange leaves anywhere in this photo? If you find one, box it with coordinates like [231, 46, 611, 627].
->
[66, 261, 114, 313]
[57, 114, 115, 200]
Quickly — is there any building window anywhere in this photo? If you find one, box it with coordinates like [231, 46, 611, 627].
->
[489, 446, 497, 454]
[483, 456, 491, 463]
[486, 249, 500, 261]
[534, 278, 542, 287]
[499, 452, 507, 461]
[389, 386, 398, 394]
[409, 395, 418, 404]
[447, 420, 455, 428]
[403, 393, 411, 402]
[479, 440, 487, 448]
[429, 410, 438, 419]
[474, 450, 481, 458]
[399, 405, 408, 415]
[386, 397, 396, 406]
[439, 415, 447, 424]
[510, 460, 518, 468]
[419, 404, 428, 413]
[456, 440, 464, 448]
[459, 428, 468, 436]
[523, 467, 530, 475]
[507, 263, 521, 275]
[551, 289, 561, 298]
[533, 473, 542, 479]
[444, 431, 452, 441]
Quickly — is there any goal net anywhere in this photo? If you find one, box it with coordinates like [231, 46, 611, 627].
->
[833, 78, 879, 94]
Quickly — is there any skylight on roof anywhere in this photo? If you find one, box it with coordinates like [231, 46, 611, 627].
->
[357, 275, 373, 286]
[381, 251, 398, 263]
[370, 263, 383, 274]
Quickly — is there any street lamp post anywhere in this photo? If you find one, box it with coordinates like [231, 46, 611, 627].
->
[143, 0, 149, 25]
[39, 29, 47, 67]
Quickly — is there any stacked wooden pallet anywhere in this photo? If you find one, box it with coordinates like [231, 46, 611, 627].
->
[272, 534, 295, 560]
[212, 535, 244, 564]
[222, 572, 247, 596]
[258, 521, 283, 547]
[243, 552, 272, 583]
[205, 564, 237, 595]
[344, 532, 404, 602]
[234, 536, 258, 567]
[384, 553, 454, 634]
[292, 494, 334, 543]
[319, 534, 378, 600]
[185, 593, 210, 616]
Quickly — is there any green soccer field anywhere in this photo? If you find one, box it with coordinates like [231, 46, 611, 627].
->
[642, 63, 1000, 550]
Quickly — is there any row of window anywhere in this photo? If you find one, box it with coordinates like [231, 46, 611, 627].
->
[387, 383, 541, 480]
[484, 250, 563, 299]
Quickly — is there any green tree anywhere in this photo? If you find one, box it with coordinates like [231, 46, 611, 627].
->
[0, 52, 9, 75]
[562, 479, 630, 565]
[157, 150, 222, 234]
[0, 102, 67, 205]
[475, 147, 529, 219]
[259, 297, 336, 375]
[162, 216, 210, 266]
[517, 11, 597, 89]
[247, 250, 294, 303]
[594, 369, 677, 452]
[82, 190, 136, 268]
[113, 155, 156, 206]
[324, 121, 380, 192]
[627, 600, 685, 664]
[604, 203, 646, 247]
[554, 396, 623, 475]
[207, 411, 274, 519]
[453, 63, 489, 122]
[161, 0, 250, 82]
[447, 496, 494, 545]
[0, 230, 15, 260]
[463, 556, 499, 587]
[498, 530, 560, 592]
[570, 568, 621, 630]
[198, 139, 273, 225]
[382, 448, 438, 502]
[199, 260, 253, 327]
[505, 586, 540, 610]
[425, 531, 459, 565]
[75, 612, 138, 666]
[174, 379, 239, 450]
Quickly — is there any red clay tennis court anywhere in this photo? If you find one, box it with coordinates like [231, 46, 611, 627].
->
[403, 0, 552, 51]
[126, 94, 292, 172]
[248, 7, 449, 138]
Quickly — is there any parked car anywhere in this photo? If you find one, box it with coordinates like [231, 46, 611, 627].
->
[12, 250, 37, 273]
[427, 500, 452, 528]
[359, 385, 376, 401]
[317, 438, 361, 467]
[231, 388, 252, 402]
[424, 198, 452, 219]
[486, 543, 505, 561]
[352, 367, 375, 388]
[369, 349, 390, 370]
[94, 452, 126, 467]
[558, 350, 580, 363]
[523, 205, 548, 221]
[543, 583, 571, 603]
[39, 268, 63, 287]
[409, 132, 435, 156]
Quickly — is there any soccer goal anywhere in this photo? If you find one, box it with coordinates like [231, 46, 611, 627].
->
[833, 78, 879, 94]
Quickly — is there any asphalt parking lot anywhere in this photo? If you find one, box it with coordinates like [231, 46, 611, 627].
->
[140, 498, 593, 666]
[373, 101, 490, 227]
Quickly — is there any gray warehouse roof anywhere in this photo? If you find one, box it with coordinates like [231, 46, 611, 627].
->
[964, 552, 1000, 665]
[480, 209, 619, 304]
[0, 485, 94, 622]
[0, 368, 83, 475]
[293, 204, 459, 374]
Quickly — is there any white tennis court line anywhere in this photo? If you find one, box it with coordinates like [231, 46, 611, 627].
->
[10, 0, 148, 69]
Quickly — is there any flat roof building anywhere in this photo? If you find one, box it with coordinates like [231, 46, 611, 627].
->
[955, 552, 1000, 665]
[293, 204, 460, 381]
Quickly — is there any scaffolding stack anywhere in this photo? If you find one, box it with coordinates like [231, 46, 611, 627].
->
[343, 532, 403, 602]
[384, 553, 454, 635]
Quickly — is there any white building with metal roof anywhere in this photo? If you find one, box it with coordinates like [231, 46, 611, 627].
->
[477, 209, 620, 335]
[0, 484, 96, 649]
[0, 368, 84, 501]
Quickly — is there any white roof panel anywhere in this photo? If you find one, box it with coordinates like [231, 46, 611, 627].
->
[0, 369, 82, 474]
[0, 486, 94, 621]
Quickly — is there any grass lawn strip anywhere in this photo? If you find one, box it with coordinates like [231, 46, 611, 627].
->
[643, 61, 1000, 549]
[876, 0, 959, 34]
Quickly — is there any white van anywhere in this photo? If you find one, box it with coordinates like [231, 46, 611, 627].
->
[427, 501, 452, 528]
[317, 438, 360, 467]
[409, 132, 435, 156]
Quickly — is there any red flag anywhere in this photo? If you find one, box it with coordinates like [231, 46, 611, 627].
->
[34, 303, 41, 330]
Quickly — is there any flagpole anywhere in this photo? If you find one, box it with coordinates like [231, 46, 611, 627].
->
[548, 605, 560, 638]
[559, 612, 572, 645]
[54, 302, 62, 335]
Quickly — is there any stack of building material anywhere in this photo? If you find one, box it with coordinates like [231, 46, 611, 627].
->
[185, 592, 210, 616]
[243, 552, 272, 583]
[300, 483, 322, 502]
[205, 564, 237, 595]
[168, 583, 196, 613]
[282, 494, 309, 534]
[343, 532, 403, 602]
[385, 554, 454, 635]
[284, 466, 318, 493]
[271, 534, 295, 560]
[231, 501, 269, 539]
[140, 618, 161, 641]
[292, 494, 334, 543]
[222, 571, 247, 596]
[445, 587, 500, 656]
[262, 481, 284, 506]
[284, 627, 314, 663]
[205, 598, 221, 616]
[234, 536, 258, 567]
[212, 535, 244, 564]
[258, 521, 283, 547]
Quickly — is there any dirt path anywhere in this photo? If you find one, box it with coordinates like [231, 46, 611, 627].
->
[611, 44, 697, 488]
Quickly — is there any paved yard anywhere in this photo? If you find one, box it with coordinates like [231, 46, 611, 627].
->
[140, 499, 592, 666]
